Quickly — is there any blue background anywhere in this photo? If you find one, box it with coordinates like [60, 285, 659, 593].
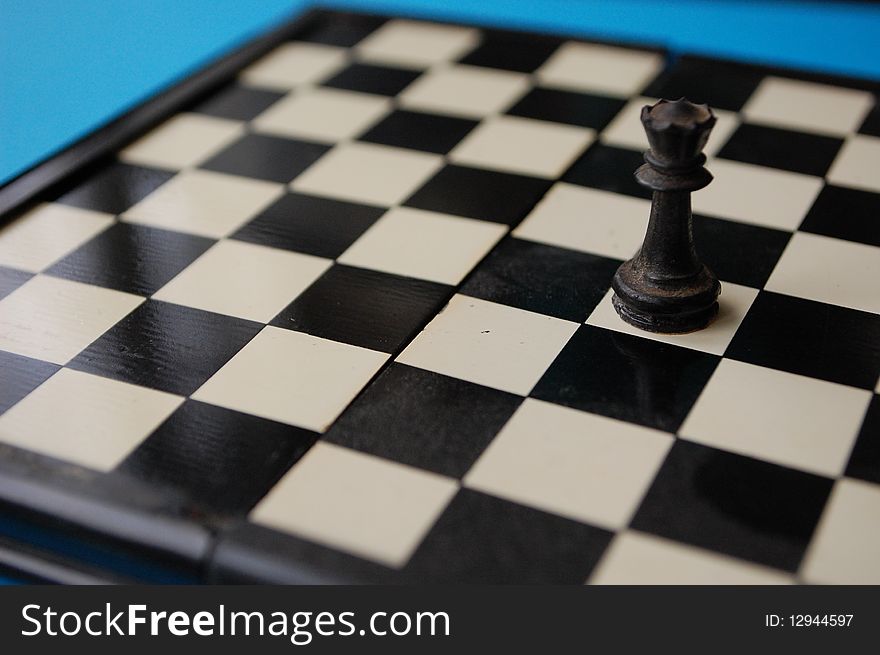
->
[2, 0, 880, 185]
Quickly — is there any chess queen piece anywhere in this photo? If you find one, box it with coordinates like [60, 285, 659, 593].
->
[611, 98, 721, 333]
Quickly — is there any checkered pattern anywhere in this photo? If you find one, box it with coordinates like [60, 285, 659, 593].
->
[0, 13, 878, 584]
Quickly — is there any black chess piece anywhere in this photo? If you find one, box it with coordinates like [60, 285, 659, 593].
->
[611, 98, 721, 334]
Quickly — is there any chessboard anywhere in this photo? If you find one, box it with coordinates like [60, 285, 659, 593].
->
[0, 9, 878, 584]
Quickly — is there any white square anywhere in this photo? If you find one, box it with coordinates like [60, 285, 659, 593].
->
[601, 96, 739, 158]
[119, 113, 244, 170]
[240, 42, 347, 91]
[193, 326, 388, 432]
[514, 183, 649, 260]
[153, 240, 331, 322]
[599, 96, 657, 150]
[681, 359, 872, 477]
[536, 42, 663, 96]
[251, 443, 458, 567]
[398, 295, 579, 395]
[399, 65, 530, 119]
[590, 532, 793, 585]
[449, 115, 594, 178]
[827, 134, 880, 193]
[743, 77, 873, 136]
[766, 232, 880, 314]
[801, 479, 880, 584]
[338, 206, 505, 285]
[253, 87, 392, 143]
[465, 399, 673, 529]
[122, 169, 284, 238]
[0, 275, 143, 365]
[693, 159, 823, 231]
[291, 142, 443, 207]
[355, 19, 480, 68]
[0, 203, 113, 273]
[586, 283, 759, 356]
[0, 369, 182, 471]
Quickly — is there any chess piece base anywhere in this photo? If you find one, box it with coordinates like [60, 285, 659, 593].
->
[611, 261, 721, 334]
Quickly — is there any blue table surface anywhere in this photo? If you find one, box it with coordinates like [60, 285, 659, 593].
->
[2, 1, 880, 187]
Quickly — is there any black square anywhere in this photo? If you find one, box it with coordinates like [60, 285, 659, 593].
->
[693, 214, 791, 288]
[632, 440, 834, 572]
[325, 363, 522, 478]
[118, 400, 318, 515]
[0, 265, 32, 301]
[458, 30, 562, 73]
[716, 123, 843, 177]
[231, 192, 383, 258]
[563, 144, 651, 199]
[189, 83, 285, 121]
[69, 300, 262, 396]
[296, 12, 386, 47]
[726, 291, 880, 389]
[799, 184, 880, 248]
[845, 394, 880, 485]
[404, 165, 551, 225]
[532, 325, 719, 432]
[200, 134, 330, 183]
[0, 351, 59, 415]
[460, 238, 620, 321]
[45, 223, 214, 296]
[507, 87, 626, 130]
[271, 265, 450, 353]
[359, 110, 478, 155]
[323, 62, 421, 97]
[858, 98, 880, 137]
[53, 160, 174, 215]
[643, 56, 765, 112]
[404, 489, 612, 583]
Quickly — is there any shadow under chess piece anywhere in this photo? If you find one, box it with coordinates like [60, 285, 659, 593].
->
[612, 98, 721, 334]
